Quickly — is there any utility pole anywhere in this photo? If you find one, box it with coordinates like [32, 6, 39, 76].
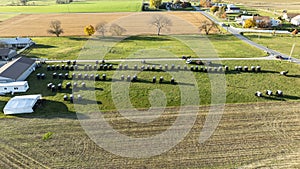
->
[289, 43, 296, 61]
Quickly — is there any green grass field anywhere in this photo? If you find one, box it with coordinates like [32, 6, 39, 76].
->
[27, 35, 266, 60]
[1, 59, 300, 118]
[244, 33, 300, 59]
[0, 14, 19, 22]
[0, 0, 142, 13]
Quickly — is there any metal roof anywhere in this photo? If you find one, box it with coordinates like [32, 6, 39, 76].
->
[0, 57, 35, 80]
[0, 37, 33, 45]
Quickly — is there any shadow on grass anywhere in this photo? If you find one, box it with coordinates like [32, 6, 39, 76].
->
[74, 99, 102, 105]
[124, 36, 172, 42]
[260, 94, 300, 101]
[245, 34, 275, 39]
[225, 70, 279, 74]
[283, 94, 300, 100]
[205, 34, 237, 41]
[69, 36, 126, 42]
[34, 44, 56, 49]
[68, 37, 92, 41]
[261, 96, 285, 101]
[286, 74, 300, 78]
[12, 100, 82, 119]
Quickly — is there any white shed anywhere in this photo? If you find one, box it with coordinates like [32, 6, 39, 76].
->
[291, 15, 300, 26]
[4, 94, 42, 115]
[0, 81, 29, 95]
[0, 37, 35, 49]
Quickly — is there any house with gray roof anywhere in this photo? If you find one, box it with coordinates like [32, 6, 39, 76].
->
[0, 48, 18, 61]
[0, 37, 35, 49]
[0, 57, 36, 83]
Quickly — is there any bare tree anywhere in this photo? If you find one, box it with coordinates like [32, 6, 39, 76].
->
[95, 22, 108, 37]
[47, 20, 64, 37]
[150, 14, 172, 36]
[109, 24, 126, 36]
[199, 21, 217, 35]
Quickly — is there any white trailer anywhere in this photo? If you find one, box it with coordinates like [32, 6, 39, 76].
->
[0, 81, 29, 95]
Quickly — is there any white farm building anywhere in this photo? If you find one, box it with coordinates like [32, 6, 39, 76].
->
[3, 94, 42, 115]
[0, 37, 35, 49]
[0, 81, 29, 95]
[0, 57, 36, 83]
[291, 15, 300, 26]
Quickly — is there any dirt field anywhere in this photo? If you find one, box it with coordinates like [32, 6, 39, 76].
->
[0, 12, 217, 37]
[0, 102, 299, 168]
[224, 0, 300, 12]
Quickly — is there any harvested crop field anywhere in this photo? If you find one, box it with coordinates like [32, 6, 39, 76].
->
[0, 12, 217, 37]
[225, 0, 300, 12]
[0, 102, 299, 168]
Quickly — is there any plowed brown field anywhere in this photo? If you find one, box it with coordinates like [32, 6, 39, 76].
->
[0, 102, 299, 168]
[0, 12, 218, 37]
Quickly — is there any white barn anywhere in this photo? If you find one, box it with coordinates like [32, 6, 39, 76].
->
[291, 15, 300, 26]
[226, 4, 240, 14]
[0, 57, 36, 83]
[0, 37, 35, 49]
[3, 94, 42, 115]
[0, 81, 29, 95]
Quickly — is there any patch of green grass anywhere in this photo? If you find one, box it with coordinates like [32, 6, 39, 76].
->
[0, 0, 142, 13]
[28, 37, 87, 60]
[28, 35, 266, 61]
[0, 14, 19, 22]
[1, 59, 300, 116]
[208, 34, 267, 58]
[244, 33, 300, 59]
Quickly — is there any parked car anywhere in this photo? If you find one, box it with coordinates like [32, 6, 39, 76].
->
[275, 55, 288, 60]
[186, 58, 192, 64]
[182, 55, 191, 60]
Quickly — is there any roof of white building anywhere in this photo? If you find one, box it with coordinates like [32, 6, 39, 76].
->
[0, 37, 33, 45]
[4, 94, 42, 115]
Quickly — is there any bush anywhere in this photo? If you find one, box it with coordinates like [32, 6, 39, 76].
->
[243, 19, 256, 28]
[42, 132, 53, 141]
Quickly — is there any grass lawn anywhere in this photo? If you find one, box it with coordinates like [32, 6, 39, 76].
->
[28, 35, 266, 61]
[0, 0, 142, 13]
[244, 33, 300, 59]
[0, 14, 19, 22]
[208, 34, 266, 58]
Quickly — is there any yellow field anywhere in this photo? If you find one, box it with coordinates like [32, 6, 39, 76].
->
[0, 12, 218, 37]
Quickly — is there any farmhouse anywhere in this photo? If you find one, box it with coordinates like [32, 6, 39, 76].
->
[0, 57, 36, 82]
[236, 15, 253, 25]
[0, 81, 29, 95]
[253, 16, 271, 27]
[0, 37, 35, 49]
[236, 15, 280, 27]
[3, 94, 42, 115]
[0, 48, 18, 61]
